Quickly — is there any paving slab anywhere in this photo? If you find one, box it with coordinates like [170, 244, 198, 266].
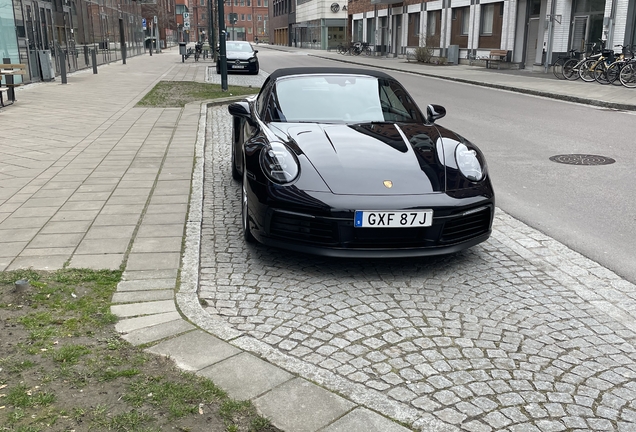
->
[253, 378, 356, 432]
[115, 311, 183, 334]
[110, 299, 176, 318]
[198, 352, 294, 400]
[145, 330, 241, 371]
[321, 407, 413, 432]
[122, 319, 196, 346]
[111, 289, 175, 303]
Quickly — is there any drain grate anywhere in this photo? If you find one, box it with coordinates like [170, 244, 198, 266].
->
[549, 154, 616, 166]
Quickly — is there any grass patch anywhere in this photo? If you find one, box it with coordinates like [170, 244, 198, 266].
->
[0, 269, 279, 432]
[137, 81, 260, 107]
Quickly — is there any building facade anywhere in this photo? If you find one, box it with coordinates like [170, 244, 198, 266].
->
[267, 0, 636, 71]
[222, 0, 269, 42]
[0, 0, 151, 84]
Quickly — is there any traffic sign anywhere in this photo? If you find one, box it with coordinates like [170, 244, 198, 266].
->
[142, 18, 146, 30]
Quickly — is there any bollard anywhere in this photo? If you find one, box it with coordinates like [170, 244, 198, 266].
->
[59, 50, 67, 84]
[91, 49, 98, 74]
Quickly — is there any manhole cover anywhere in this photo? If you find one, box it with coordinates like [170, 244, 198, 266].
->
[549, 154, 616, 165]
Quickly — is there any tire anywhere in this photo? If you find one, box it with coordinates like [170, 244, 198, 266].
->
[619, 62, 636, 88]
[231, 136, 241, 181]
[364, 46, 372, 56]
[242, 170, 256, 243]
[594, 61, 611, 85]
[563, 58, 580, 80]
[552, 57, 566, 79]
[578, 59, 597, 82]
[606, 62, 623, 85]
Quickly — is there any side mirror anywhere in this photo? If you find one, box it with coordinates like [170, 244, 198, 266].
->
[426, 104, 446, 123]
[228, 101, 255, 126]
[254, 50, 259, 53]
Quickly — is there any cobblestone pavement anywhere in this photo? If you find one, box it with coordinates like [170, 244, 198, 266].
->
[196, 106, 636, 431]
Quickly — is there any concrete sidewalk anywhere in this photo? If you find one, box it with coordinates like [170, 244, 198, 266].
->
[1, 46, 634, 432]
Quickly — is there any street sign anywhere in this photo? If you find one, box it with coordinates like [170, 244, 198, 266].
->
[153, 15, 157, 24]
[183, 12, 190, 23]
[142, 18, 146, 30]
[184, 22, 191, 29]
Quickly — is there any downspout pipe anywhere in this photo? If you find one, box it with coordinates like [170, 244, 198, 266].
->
[544, 0, 557, 73]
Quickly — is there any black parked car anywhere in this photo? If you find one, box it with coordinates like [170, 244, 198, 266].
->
[216, 41, 259, 74]
[228, 67, 495, 257]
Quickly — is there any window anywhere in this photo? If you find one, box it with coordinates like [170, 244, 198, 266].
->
[241, 0, 245, 5]
[200, 0, 205, 5]
[481, 4, 494, 35]
[257, 14, 262, 20]
[241, 14, 245, 21]
[257, 0, 261, 5]
[461, 8, 470, 35]
[247, 0, 251, 5]
[248, 14, 252, 21]
[264, 0, 268, 6]
[427, 11, 437, 37]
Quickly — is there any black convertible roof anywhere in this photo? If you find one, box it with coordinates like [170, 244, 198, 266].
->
[266, 67, 394, 81]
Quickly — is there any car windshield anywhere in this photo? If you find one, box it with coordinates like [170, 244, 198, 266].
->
[226, 42, 253, 52]
[270, 74, 423, 123]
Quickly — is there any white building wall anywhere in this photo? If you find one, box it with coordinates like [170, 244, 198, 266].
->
[613, 0, 630, 45]
[501, 0, 517, 51]
[296, 0, 346, 22]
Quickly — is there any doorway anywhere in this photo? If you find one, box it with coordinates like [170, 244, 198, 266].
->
[525, 17, 539, 66]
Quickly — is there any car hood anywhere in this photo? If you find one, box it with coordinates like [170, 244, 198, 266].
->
[277, 122, 453, 195]
[226, 51, 255, 60]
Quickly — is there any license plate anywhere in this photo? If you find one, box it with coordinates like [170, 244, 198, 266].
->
[232, 65, 245, 69]
[354, 210, 433, 228]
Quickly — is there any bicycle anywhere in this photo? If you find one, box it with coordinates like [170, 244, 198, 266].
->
[552, 49, 578, 80]
[577, 41, 613, 82]
[601, 45, 635, 86]
[348, 41, 371, 56]
[619, 57, 636, 88]
[561, 41, 603, 81]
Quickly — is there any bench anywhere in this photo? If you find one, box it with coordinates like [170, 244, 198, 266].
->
[0, 63, 27, 107]
[485, 50, 509, 69]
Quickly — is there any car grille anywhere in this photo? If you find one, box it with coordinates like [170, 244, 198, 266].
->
[269, 205, 492, 249]
[440, 207, 492, 243]
[270, 212, 338, 245]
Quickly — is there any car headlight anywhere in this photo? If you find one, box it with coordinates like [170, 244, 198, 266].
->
[260, 142, 300, 184]
[249, 57, 257, 63]
[455, 143, 484, 181]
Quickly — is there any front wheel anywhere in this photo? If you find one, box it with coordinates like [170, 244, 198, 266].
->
[364, 46, 372, 56]
[607, 62, 623, 85]
[594, 61, 611, 85]
[552, 57, 566, 79]
[619, 63, 636, 88]
[242, 170, 256, 243]
[578, 59, 597, 82]
[563, 58, 580, 80]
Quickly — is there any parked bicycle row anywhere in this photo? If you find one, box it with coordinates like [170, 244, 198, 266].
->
[552, 41, 636, 88]
[336, 41, 373, 56]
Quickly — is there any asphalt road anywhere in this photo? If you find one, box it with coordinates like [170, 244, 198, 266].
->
[257, 50, 636, 285]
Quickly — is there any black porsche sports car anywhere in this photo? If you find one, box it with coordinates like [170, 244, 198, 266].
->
[228, 67, 494, 257]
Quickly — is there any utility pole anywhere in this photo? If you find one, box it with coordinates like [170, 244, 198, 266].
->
[218, 0, 228, 90]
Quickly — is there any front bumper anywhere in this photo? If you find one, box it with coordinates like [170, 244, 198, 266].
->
[249, 202, 495, 258]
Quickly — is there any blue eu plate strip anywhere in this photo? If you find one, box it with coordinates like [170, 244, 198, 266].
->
[354, 211, 363, 227]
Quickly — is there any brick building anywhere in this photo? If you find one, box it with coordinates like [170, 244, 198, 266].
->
[223, 0, 270, 42]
